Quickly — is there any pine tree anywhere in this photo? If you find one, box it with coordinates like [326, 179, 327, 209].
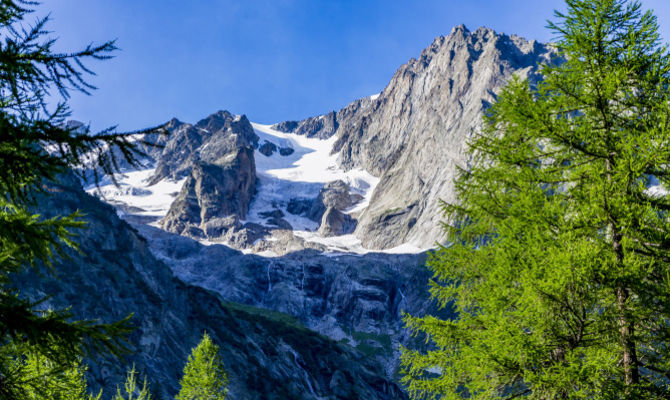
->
[176, 333, 229, 400]
[401, 0, 670, 398]
[112, 365, 152, 400]
[0, 0, 161, 397]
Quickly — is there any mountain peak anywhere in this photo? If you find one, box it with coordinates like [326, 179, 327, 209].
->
[450, 23, 470, 35]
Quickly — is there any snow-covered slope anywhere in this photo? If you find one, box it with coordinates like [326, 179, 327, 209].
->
[87, 168, 185, 225]
[85, 119, 425, 254]
[246, 123, 424, 254]
[249, 123, 378, 227]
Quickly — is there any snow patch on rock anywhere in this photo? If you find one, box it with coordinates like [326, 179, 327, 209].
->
[86, 168, 185, 225]
[247, 122, 380, 234]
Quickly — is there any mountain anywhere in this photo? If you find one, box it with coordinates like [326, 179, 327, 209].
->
[16, 172, 407, 399]
[273, 25, 555, 249]
[43, 25, 556, 399]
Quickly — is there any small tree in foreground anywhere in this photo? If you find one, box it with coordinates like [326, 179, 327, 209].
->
[112, 365, 152, 400]
[402, 0, 670, 398]
[176, 333, 229, 400]
[8, 347, 101, 400]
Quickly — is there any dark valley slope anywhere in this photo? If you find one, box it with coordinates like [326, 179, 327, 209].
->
[15, 172, 406, 400]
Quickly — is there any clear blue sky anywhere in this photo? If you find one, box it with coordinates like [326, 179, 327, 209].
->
[42, 1, 670, 132]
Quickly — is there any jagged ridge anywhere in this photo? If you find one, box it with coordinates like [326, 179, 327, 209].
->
[275, 25, 556, 249]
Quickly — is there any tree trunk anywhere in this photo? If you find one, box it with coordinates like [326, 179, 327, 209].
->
[613, 233, 639, 387]
[606, 156, 639, 388]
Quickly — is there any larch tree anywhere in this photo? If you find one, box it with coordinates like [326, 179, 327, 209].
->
[401, 0, 670, 398]
[112, 365, 152, 400]
[0, 0, 161, 398]
[176, 333, 229, 400]
[9, 347, 101, 400]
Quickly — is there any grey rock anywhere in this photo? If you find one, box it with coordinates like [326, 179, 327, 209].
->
[221, 222, 269, 248]
[279, 147, 295, 156]
[258, 210, 292, 230]
[287, 198, 313, 216]
[260, 209, 285, 219]
[267, 217, 293, 230]
[318, 207, 357, 237]
[271, 120, 298, 133]
[160, 147, 257, 241]
[137, 221, 448, 384]
[258, 140, 278, 156]
[203, 216, 239, 237]
[149, 111, 258, 184]
[308, 180, 363, 222]
[272, 110, 339, 139]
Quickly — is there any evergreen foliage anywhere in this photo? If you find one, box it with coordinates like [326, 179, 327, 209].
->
[176, 333, 229, 400]
[0, 0, 162, 397]
[6, 346, 100, 400]
[401, 0, 670, 398]
[112, 365, 152, 400]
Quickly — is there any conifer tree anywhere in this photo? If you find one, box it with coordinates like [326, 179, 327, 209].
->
[402, 0, 670, 398]
[176, 333, 229, 400]
[112, 365, 152, 400]
[0, 0, 161, 397]
[6, 345, 101, 400]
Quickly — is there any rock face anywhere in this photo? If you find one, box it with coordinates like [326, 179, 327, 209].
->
[136, 222, 443, 381]
[68, 24, 560, 398]
[16, 173, 408, 400]
[153, 111, 259, 241]
[161, 147, 256, 238]
[318, 207, 357, 237]
[272, 110, 338, 139]
[150, 111, 258, 184]
[258, 140, 294, 157]
[275, 26, 555, 249]
[307, 180, 363, 222]
[258, 140, 278, 156]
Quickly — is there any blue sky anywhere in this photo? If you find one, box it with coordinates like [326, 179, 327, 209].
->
[42, 1, 670, 132]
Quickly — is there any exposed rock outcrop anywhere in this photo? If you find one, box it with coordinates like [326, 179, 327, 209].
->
[160, 147, 256, 239]
[307, 180, 363, 222]
[344, 26, 554, 249]
[140, 111, 262, 242]
[258, 140, 278, 156]
[136, 221, 444, 381]
[149, 110, 258, 184]
[65, 24, 560, 399]
[318, 207, 357, 236]
[272, 110, 339, 139]
[287, 198, 313, 216]
[275, 26, 555, 249]
[278, 146, 294, 156]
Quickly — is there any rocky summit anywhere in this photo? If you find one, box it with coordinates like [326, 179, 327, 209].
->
[274, 25, 555, 249]
[32, 25, 557, 399]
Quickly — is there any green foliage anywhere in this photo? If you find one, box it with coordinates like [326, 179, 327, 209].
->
[4, 344, 101, 400]
[112, 365, 152, 400]
[0, 0, 163, 397]
[401, 0, 670, 398]
[177, 333, 229, 400]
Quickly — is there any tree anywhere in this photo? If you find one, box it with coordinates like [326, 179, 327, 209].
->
[401, 0, 670, 398]
[7, 346, 101, 400]
[112, 365, 152, 400]
[176, 333, 229, 400]
[0, 0, 159, 397]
